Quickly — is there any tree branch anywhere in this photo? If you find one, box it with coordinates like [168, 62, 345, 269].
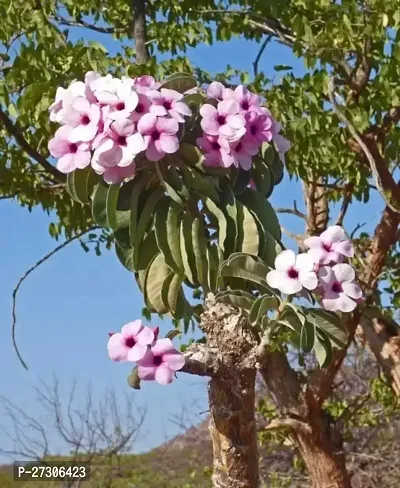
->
[276, 205, 306, 220]
[335, 182, 353, 226]
[329, 78, 400, 213]
[0, 108, 66, 182]
[54, 14, 127, 34]
[253, 35, 272, 77]
[131, 0, 150, 63]
[12, 227, 99, 370]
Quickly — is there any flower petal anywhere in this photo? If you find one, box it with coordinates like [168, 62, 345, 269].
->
[137, 365, 156, 381]
[332, 240, 354, 257]
[295, 253, 314, 273]
[218, 99, 239, 116]
[122, 320, 142, 337]
[151, 338, 175, 356]
[321, 225, 346, 244]
[156, 117, 179, 135]
[299, 271, 318, 290]
[303, 236, 322, 250]
[332, 263, 355, 283]
[136, 326, 155, 345]
[266, 270, 285, 290]
[164, 353, 185, 371]
[323, 293, 356, 312]
[155, 365, 174, 385]
[342, 282, 363, 299]
[137, 113, 157, 134]
[127, 343, 148, 362]
[159, 134, 179, 154]
[274, 250, 296, 271]
[280, 276, 302, 295]
[200, 104, 217, 118]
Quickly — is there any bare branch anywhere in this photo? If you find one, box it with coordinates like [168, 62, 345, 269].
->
[335, 182, 353, 226]
[12, 227, 99, 370]
[0, 107, 66, 182]
[264, 417, 312, 435]
[276, 205, 306, 220]
[253, 35, 272, 77]
[329, 78, 400, 213]
[54, 14, 127, 34]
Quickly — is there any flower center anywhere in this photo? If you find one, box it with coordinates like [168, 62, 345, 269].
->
[117, 135, 127, 146]
[323, 243, 332, 252]
[81, 115, 90, 125]
[211, 141, 220, 151]
[331, 282, 342, 293]
[115, 102, 125, 111]
[153, 355, 162, 366]
[241, 101, 250, 110]
[151, 130, 161, 141]
[249, 124, 257, 135]
[163, 100, 172, 110]
[235, 142, 242, 152]
[217, 115, 226, 125]
[69, 143, 78, 153]
[287, 268, 299, 279]
[136, 103, 144, 113]
[125, 336, 136, 348]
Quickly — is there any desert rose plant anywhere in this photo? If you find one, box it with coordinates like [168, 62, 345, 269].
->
[48, 71, 362, 487]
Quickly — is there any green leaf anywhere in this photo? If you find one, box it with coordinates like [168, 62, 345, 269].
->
[160, 73, 197, 92]
[133, 187, 164, 271]
[307, 309, 347, 348]
[159, 164, 189, 205]
[236, 200, 260, 256]
[135, 230, 159, 292]
[162, 272, 187, 319]
[233, 168, 251, 195]
[180, 214, 199, 286]
[129, 172, 152, 245]
[300, 321, 315, 353]
[92, 182, 110, 227]
[219, 253, 275, 293]
[251, 162, 273, 198]
[215, 290, 255, 311]
[67, 167, 95, 205]
[106, 184, 121, 231]
[115, 244, 134, 272]
[206, 244, 220, 292]
[273, 65, 293, 71]
[107, 180, 133, 232]
[180, 164, 219, 202]
[314, 329, 333, 367]
[192, 216, 208, 290]
[166, 329, 181, 340]
[154, 197, 184, 273]
[249, 295, 279, 326]
[204, 197, 228, 254]
[144, 253, 171, 314]
[127, 367, 141, 389]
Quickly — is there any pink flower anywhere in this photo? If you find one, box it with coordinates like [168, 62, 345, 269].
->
[266, 250, 318, 295]
[133, 75, 159, 93]
[229, 137, 259, 170]
[129, 93, 152, 122]
[49, 80, 91, 124]
[64, 96, 101, 143]
[200, 99, 245, 140]
[137, 338, 185, 385]
[304, 226, 353, 265]
[245, 111, 273, 145]
[137, 113, 179, 161]
[318, 264, 362, 312]
[206, 81, 233, 101]
[92, 119, 145, 170]
[49, 87, 66, 123]
[147, 88, 192, 123]
[107, 320, 156, 362]
[94, 78, 139, 121]
[196, 134, 233, 167]
[231, 85, 262, 114]
[48, 126, 91, 173]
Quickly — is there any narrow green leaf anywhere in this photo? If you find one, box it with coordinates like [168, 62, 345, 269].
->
[205, 197, 228, 254]
[155, 198, 183, 273]
[249, 295, 279, 326]
[236, 200, 260, 256]
[215, 290, 255, 311]
[314, 329, 333, 367]
[92, 182, 110, 227]
[192, 217, 208, 290]
[115, 244, 134, 272]
[135, 230, 159, 292]
[307, 309, 347, 348]
[160, 74, 197, 92]
[144, 253, 171, 313]
[300, 321, 316, 353]
[129, 172, 152, 245]
[180, 214, 199, 286]
[67, 166, 94, 205]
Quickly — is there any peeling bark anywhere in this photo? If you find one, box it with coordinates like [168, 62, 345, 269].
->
[200, 295, 259, 488]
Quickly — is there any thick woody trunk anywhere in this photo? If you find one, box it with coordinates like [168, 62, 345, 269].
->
[199, 295, 259, 488]
[261, 351, 351, 488]
[208, 369, 259, 488]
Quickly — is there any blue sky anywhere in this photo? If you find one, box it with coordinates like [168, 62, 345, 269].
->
[0, 23, 384, 459]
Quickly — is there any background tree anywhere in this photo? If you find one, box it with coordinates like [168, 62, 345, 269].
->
[0, 378, 146, 488]
[2, 1, 400, 488]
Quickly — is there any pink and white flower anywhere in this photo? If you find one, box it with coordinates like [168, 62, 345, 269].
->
[245, 111, 273, 145]
[64, 96, 101, 143]
[229, 137, 259, 170]
[133, 75, 159, 93]
[99, 163, 136, 184]
[196, 134, 233, 167]
[206, 81, 233, 101]
[318, 264, 362, 312]
[48, 126, 91, 173]
[304, 226, 354, 266]
[129, 93, 152, 122]
[231, 85, 262, 114]
[137, 113, 179, 161]
[107, 320, 156, 362]
[270, 119, 291, 163]
[200, 99, 245, 140]
[147, 88, 192, 123]
[136, 338, 185, 385]
[266, 250, 318, 295]
[92, 119, 145, 170]
[93, 78, 139, 121]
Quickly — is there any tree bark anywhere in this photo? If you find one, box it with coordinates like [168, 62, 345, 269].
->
[261, 351, 351, 488]
[131, 0, 150, 63]
[208, 369, 259, 488]
[200, 295, 259, 488]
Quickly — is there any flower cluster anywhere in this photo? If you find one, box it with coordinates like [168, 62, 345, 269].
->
[107, 320, 185, 385]
[196, 82, 290, 170]
[266, 225, 363, 312]
[48, 72, 192, 183]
